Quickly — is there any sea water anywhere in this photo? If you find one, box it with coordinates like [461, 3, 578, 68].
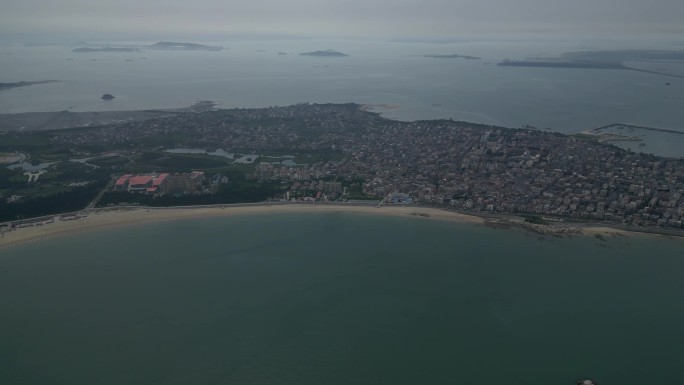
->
[1, 39, 683, 137]
[1, 213, 683, 384]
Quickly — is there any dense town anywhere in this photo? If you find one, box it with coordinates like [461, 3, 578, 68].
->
[3, 103, 684, 230]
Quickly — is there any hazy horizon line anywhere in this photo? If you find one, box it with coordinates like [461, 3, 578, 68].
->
[2, 31, 683, 46]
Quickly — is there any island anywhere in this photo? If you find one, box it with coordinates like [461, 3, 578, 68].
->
[101, 94, 115, 100]
[72, 47, 140, 53]
[147, 42, 223, 51]
[421, 54, 481, 60]
[0, 80, 60, 90]
[300, 50, 348, 57]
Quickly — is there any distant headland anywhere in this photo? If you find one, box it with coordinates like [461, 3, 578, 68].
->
[498, 49, 684, 78]
[71, 42, 223, 53]
[72, 47, 140, 53]
[0, 80, 60, 90]
[498, 60, 625, 69]
[147, 42, 223, 51]
[421, 53, 481, 60]
[300, 50, 348, 57]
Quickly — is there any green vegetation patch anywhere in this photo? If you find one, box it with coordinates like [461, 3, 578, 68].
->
[140, 152, 232, 172]
[97, 181, 284, 208]
[522, 215, 550, 225]
[0, 181, 107, 222]
[0, 133, 51, 151]
[0, 168, 26, 189]
[39, 147, 76, 161]
[89, 156, 130, 168]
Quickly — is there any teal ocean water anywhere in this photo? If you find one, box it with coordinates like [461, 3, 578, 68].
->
[1, 213, 683, 384]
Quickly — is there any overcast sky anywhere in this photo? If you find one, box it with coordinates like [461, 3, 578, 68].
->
[2, 0, 683, 41]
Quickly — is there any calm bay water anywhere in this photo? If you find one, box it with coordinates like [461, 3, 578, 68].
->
[1, 213, 683, 384]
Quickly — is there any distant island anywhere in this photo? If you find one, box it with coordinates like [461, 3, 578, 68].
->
[101, 94, 116, 100]
[71, 42, 223, 53]
[498, 60, 625, 69]
[421, 54, 481, 60]
[72, 47, 140, 53]
[0, 80, 60, 90]
[300, 50, 348, 57]
[561, 49, 684, 63]
[147, 42, 222, 51]
[498, 49, 684, 78]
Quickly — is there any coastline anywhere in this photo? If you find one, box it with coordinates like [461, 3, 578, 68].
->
[0, 204, 483, 250]
[0, 100, 216, 132]
[1, 202, 661, 251]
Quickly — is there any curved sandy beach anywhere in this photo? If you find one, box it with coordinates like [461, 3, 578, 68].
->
[0, 204, 485, 250]
[4, 202, 678, 251]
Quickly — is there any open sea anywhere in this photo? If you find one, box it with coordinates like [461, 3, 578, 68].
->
[1, 38, 684, 156]
[1, 213, 683, 385]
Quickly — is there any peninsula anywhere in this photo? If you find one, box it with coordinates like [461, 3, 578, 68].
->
[498, 60, 625, 69]
[0, 80, 60, 90]
[498, 49, 684, 78]
[1, 103, 683, 237]
[0, 100, 217, 131]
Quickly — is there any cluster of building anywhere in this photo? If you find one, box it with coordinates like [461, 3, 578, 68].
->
[241, 109, 684, 229]
[49, 103, 372, 150]
[47, 103, 684, 230]
[113, 171, 205, 195]
[286, 180, 344, 199]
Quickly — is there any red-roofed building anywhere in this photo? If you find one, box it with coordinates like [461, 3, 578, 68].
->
[152, 173, 169, 194]
[153, 173, 169, 186]
[114, 174, 133, 191]
[128, 175, 154, 191]
[112, 172, 204, 195]
[156, 173, 169, 183]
